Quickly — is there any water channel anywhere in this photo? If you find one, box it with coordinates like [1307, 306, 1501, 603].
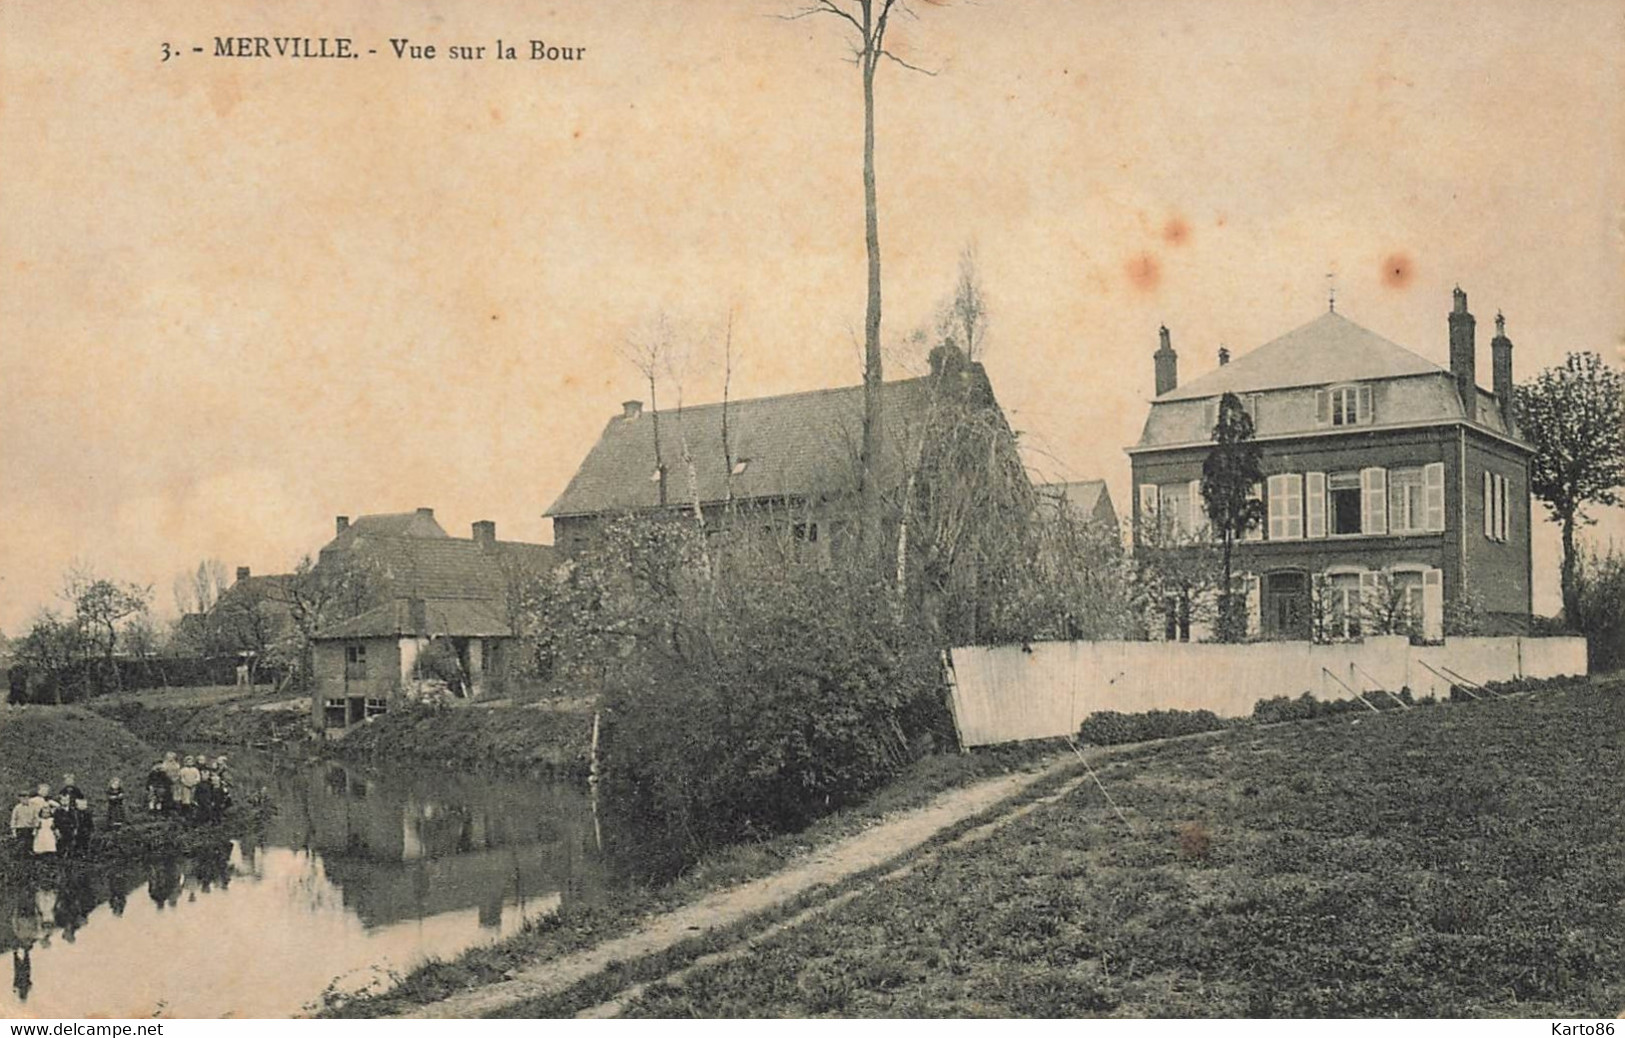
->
[1, 750, 616, 1017]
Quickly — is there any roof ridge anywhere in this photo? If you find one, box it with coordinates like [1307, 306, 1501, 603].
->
[627, 372, 939, 420]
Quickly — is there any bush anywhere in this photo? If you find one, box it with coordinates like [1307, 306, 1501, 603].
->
[1076, 708, 1230, 747]
[593, 527, 951, 877]
[1250, 690, 1409, 723]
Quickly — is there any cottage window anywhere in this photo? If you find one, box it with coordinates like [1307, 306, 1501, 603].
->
[1389, 467, 1426, 533]
[323, 698, 347, 728]
[345, 644, 368, 680]
[1328, 472, 1362, 535]
[364, 697, 388, 718]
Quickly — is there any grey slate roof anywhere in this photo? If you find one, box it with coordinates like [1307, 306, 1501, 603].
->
[311, 534, 554, 639]
[1156, 312, 1445, 402]
[1136, 310, 1524, 450]
[546, 374, 968, 518]
[1039, 480, 1114, 525]
[324, 510, 448, 554]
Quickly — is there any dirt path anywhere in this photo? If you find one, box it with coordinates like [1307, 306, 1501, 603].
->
[398, 757, 1077, 1019]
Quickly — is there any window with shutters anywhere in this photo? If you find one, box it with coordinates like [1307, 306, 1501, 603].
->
[1328, 472, 1362, 535]
[1158, 483, 1191, 537]
[1389, 467, 1426, 533]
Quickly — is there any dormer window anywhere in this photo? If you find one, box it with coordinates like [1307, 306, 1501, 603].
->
[1317, 383, 1374, 427]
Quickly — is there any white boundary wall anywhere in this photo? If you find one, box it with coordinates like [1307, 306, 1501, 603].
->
[945, 636, 1589, 748]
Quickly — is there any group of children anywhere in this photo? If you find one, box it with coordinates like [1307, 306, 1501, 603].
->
[144, 751, 233, 824]
[7, 753, 236, 862]
[8, 774, 107, 860]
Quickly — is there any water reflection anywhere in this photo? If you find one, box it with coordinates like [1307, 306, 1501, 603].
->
[0, 756, 611, 1018]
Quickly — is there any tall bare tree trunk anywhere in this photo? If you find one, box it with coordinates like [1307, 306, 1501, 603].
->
[859, 22, 884, 547]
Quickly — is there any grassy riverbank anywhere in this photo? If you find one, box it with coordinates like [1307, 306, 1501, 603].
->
[93, 696, 313, 752]
[604, 678, 1623, 1018]
[0, 705, 156, 798]
[330, 703, 597, 778]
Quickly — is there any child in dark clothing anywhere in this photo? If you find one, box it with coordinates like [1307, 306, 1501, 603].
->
[106, 778, 126, 829]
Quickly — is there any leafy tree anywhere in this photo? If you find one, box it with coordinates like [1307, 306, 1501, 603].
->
[1516, 352, 1625, 621]
[1572, 543, 1625, 672]
[1201, 392, 1266, 641]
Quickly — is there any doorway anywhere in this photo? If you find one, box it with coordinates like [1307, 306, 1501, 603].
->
[1263, 571, 1310, 640]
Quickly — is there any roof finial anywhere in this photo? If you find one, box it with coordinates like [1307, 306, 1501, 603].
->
[1326, 271, 1336, 313]
[1495, 310, 1505, 336]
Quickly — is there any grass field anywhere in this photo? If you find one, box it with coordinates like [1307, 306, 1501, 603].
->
[610, 680, 1625, 1018]
[0, 705, 156, 800]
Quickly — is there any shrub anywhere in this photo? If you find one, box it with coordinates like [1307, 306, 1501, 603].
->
[1076, 708, 1230, 747]
[594, 529, 950, 877]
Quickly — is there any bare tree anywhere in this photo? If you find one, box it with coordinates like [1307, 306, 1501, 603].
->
[789, 0, 939, 544]
[618, 311, 680, 507]
[62, 566, 152, 693]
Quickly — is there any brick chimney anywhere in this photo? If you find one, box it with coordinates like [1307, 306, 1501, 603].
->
[1154, 325, 1178, 396]
[622, 400, 643, 419]
[472, 520, 496, 550]
[1449, 286, 1477, 419]
[336, 515, 350, 535]
[416, 507, 435, 520]
[236, 566, 250, 584]
[1491, 310, 1515, 430]
[1218, 346, 1230, 367]
[408, 598, 428, 634]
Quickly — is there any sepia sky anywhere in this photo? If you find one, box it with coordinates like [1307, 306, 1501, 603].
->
[1, 0, 1621, 631]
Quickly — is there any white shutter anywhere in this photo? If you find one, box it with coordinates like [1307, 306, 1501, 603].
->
[1361, 468, 1388, 535]
[1244, 483, 1264, 541]
[1424, 462, 1446, 532]
[1498, 475, 1508, 541]
[1267, 475, 1285, 540]
[1483, 471, 1493, 538]
[1359, 571, 1379, 633]
[1358, 384, 1373, 424]
[1245, 574, 1261, 638]
[1422, 568, 1444, 641]
[1139, 484, 1158, 530]
[1286, 474, 1304, 539]
[1189, 478, 1205, 539]
[1315, 390, 1330, 425]
[1305, 472, 1326, 538]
